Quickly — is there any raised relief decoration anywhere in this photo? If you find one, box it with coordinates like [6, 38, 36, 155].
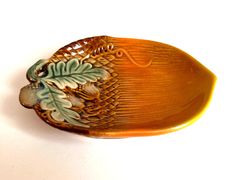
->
[19, 36, 216, 138]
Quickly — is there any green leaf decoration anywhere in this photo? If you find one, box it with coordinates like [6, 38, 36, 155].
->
[29, 58, 110, 127]
[42, 58, 110, 89]
[27, 59, 49, 82]
[37, 81, 89, 127]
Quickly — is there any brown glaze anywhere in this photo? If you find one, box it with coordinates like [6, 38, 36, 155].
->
[20, 36, 216, 138]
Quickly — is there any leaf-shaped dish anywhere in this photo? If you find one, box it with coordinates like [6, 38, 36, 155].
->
[19, 36, 216, 138]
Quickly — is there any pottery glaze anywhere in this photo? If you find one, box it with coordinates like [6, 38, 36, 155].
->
[19, 36, 216, 138]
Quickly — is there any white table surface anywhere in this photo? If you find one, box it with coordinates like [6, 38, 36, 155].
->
[0, 0, 234, 179]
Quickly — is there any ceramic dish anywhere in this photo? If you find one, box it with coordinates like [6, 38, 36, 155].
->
[19, 36, 216, 138]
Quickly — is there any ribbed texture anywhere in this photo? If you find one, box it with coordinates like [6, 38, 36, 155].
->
[49, 36, 120, 129]
[33, 36, 215, 137]
[109, 38, 214, 130]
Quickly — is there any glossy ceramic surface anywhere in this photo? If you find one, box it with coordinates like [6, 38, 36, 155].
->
[19, 36, 216, 138]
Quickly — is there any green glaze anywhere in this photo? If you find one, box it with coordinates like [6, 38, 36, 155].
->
[37, 81, 87, 127]
[26, 58, 110, 126]
[42, 58, 110, 89]
[27, 59, 49, 82]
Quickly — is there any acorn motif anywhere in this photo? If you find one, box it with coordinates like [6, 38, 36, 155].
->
[19, 36, 216, 138]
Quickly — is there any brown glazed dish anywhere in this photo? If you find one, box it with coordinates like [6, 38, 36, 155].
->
[19, 36, 216, 138]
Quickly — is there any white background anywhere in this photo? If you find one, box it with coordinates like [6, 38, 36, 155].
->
[0, 0, 234, 179]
